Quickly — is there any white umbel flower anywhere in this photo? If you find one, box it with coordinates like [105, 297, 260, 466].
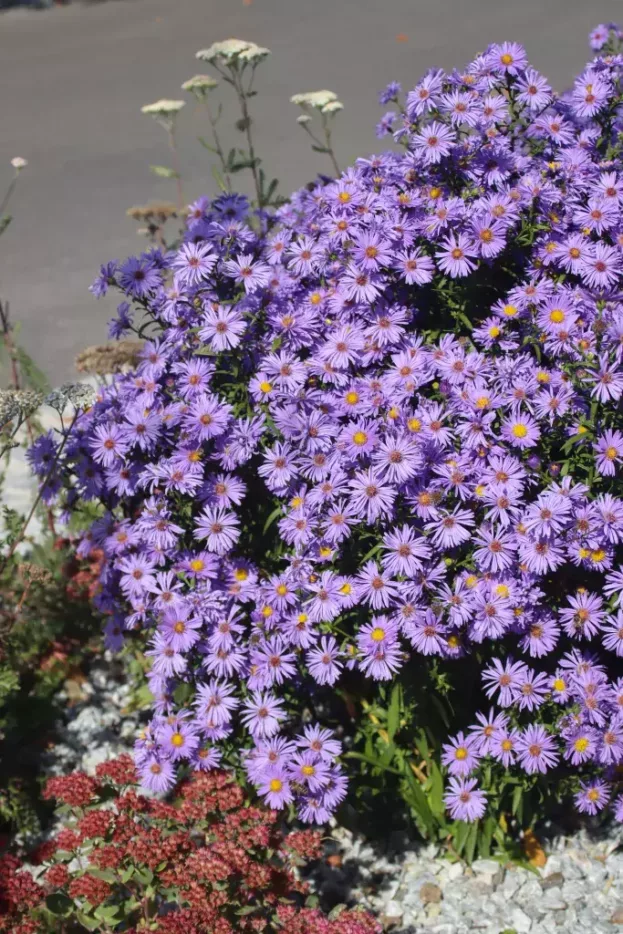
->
[291, 90, 338, 110]
[196, 39, 270, 65]
[181, 75, 219, 94]
[141, 99, 186, 118]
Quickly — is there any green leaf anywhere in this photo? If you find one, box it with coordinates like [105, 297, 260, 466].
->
[76, 912, 100, 931]
[403, 766, 436, 838]
[464, 821, 479, 864]
[149, 165, 179, 179]
[386, 683, 401, 742]
[427, 759, 445, 818]
[263, 505, 283, 534]
[0, 214, 11, 237]
[477, 816, 495, 859]
[511, 785, 523, 822]
[0, 667, 19, 704]
[94, 904, 121, 922]
[45, 893, 73, 916]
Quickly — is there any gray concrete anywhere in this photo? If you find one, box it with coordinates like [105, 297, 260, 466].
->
[0, 0, 621, 383]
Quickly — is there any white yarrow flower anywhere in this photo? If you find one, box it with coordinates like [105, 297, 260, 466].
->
[291, 90, 338, 110]
[141, 99, 186, 118]
[321, 100, 344, 114]
[11, 157, 27, 170]
[181, 74, 219, 94]
[196, 39, 270, 65]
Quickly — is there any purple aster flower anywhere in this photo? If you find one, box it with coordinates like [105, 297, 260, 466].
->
[412, 121, 456, 164]
[241, 691, 286, 739]
[90, 423, 129, 467]
[349, 468, 396, 523]
[436, 234, 478, 278]
[199, 305, 246, 351]
[441, 731, 481, 777]
[224, 253, 271, 293]
[516, 68, 552, 109]
[258, 768, 294, 808]
[490, 727, 520, 767]
[138, 756, 176, 793]
[426, 507, 474, 549]
[118, 256, 161, 297]
[487, 41, 528, 75]
[405, 611, 447, 656]
[382, 525, 430, 576]
[296, 724, 342, 761]
[171, 242, 217, 285]
[444, 777, 487, 821]
[595, 429, 623, 476]
[379, 80, 401, 105]
[194, 505, 240, 554]
[307, 635, 343, 685]
[287, 751, 331, 792]
[575, 779, 610, 815]
[157, 719, 200, 761]
[393, 248, 435, 285]
[356, 561, 400, 610]
[482, 658, 529, 707]
[515, 725, 559, 774]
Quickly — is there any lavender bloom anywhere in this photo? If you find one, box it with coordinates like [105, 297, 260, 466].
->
[444, 777, 487, 821]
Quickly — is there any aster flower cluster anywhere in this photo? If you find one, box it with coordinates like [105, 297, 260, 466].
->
[38, 22, 623, 830]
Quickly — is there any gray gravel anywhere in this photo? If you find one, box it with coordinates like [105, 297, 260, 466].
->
[2, 0, 623, 384]
[317, 824, 623, 934]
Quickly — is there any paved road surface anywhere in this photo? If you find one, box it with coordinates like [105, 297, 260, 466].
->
[0, 0, 621, 383]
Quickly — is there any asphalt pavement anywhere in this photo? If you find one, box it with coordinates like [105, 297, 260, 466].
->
[1, 0, 622, 383]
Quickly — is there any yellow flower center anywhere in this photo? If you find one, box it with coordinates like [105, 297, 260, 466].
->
[353, 431, 368, 446]
[269, 778, 283, 792]
[574, 737, 589, 753]
[234, 568, 249, 581]
[346, 391, 359, 405]
[606, 446, 618, 460]
[455, 747, 468, 760]
[171, 732, 185, 747]
[503, 304, 518, 317]
[190, 559, 205, 572]
[407, 417, 422, 433]
[512, 423, 528, 438]
[261, 606, 273, 618]
[276, 584, 288, 596]
[301, 764, 315, 776]
[549, 309, 565, 324]
[553, 678, 566, 692]
[488, 325, 501, 337]
[259, 381, 272, 394]
[371, 627, 386, 642]
[500, 52, 513, 65]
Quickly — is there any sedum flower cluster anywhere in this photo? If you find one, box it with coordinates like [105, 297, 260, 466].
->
[0, 757, 379, 934]
[35, 22, 623, 827]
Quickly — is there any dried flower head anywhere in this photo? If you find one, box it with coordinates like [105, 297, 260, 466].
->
[74, 342, 143, 376]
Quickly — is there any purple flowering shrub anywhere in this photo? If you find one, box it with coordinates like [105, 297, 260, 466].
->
[32, 21, 623, 854]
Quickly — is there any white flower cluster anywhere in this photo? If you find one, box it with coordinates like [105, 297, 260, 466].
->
[196, 39, 271, 66]
[290, 90, 344, 114]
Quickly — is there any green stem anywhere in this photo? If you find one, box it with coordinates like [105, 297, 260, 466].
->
[168, 128, 185, 213]
[205, 100, 232, 191]
[232, 71, 263, 209]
